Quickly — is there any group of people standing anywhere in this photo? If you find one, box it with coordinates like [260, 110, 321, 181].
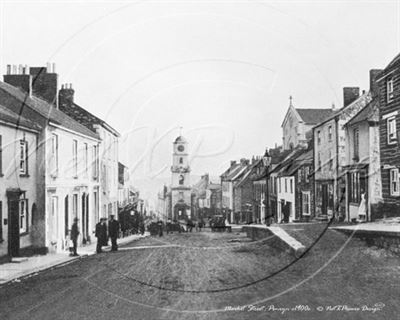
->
[95, 215, 120, 253]
[69, 215, 120, 256]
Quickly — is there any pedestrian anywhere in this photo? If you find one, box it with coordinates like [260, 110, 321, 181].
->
[101, 218, 108, 246]
[157, 220, 164, 237]
[108, 215, 120, 251]
[358, 190, 367, 222]
[95, 218, 107, 253]
[70, 218, 79, 256]
[139, 220, 145, 235]
[186, 219, 193, 232]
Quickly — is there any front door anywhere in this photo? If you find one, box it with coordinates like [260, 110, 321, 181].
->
[7, 192, 21, 257]
[321, 185, 328, 216]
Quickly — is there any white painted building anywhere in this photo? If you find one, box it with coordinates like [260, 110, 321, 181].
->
[277, 176, 295, 223]
[58, 84, 120, 220]
[1, 66, 102, 253]
[0, 105, 41, 261]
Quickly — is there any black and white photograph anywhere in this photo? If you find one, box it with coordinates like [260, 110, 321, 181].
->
[0, 1, 399, 319]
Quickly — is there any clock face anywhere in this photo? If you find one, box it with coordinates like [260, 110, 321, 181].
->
[177, 145, 185, 152]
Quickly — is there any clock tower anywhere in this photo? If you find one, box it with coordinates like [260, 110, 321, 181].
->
[170, 135, 191, 220]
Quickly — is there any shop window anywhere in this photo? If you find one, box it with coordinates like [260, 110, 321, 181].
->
[349, 172, 361, 203]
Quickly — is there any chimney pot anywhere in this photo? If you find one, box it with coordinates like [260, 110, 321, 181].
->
[12, 65, 17, 74]
[46, 62, 51, 72]
[52, 63, 56, 73]
[6, 64, 11, 75]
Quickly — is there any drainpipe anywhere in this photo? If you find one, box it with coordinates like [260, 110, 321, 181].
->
[335, 117, 340, 220]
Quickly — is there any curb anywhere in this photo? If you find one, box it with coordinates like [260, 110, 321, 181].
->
[0, 234, 148, 288]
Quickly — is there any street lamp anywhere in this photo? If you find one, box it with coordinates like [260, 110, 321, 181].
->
[262, 149, 272, 226]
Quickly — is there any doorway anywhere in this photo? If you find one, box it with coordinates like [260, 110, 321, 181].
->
[6, 189, 22, 257]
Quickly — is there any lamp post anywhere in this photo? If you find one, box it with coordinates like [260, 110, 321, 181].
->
[262, 149, 272, 226]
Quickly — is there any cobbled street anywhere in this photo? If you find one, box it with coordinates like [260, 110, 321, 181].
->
[1, 225, 400, 320]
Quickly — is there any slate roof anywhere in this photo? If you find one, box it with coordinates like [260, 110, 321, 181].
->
[296, 108, 335, 125]
[269, 148, 306, 176]
[313, 92, 372, 129]
[0, 81, 99, 140]
[59, 101, 120, 137]
[285, 149, 313, 176]
[0, 104, 41, 131]
[346, 98, 379, 126]
[234, 165, 256, 188]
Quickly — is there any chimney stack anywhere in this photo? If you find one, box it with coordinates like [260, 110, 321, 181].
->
[230, 160, 236, 166]
[343, 87, 360, 108]
[58, 83, 75, 110]
[4, 64, 33, 96]
[369, 69, 382, 98]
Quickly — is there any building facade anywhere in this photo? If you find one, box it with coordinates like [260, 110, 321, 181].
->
[0, 105, 42, 261]
[343, 96, 382, 222]
[58, 84, 120, 219]
[1, 65, 101, 253]
[281, 98, 334, 150]
[313, 88, 372, 220]
[170, 136, 191, 220]
[377, 54, 400, 217]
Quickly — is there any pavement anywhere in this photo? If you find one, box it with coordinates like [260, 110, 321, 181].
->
[0, 233, 148, 286]
[330, 218, 400, 235]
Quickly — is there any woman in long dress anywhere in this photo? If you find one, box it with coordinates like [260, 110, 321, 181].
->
[358, 191, 367, 221]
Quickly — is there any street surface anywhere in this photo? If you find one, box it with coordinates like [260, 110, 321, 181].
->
[1, 225, 399, 320]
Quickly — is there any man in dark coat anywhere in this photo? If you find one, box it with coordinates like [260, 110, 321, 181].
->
[70, 218, 79, 256]
[101, 218, 108, 245]
[108, 215, 120, 251]
[157, 220, 164, 237]
[95, 218, 107, 253]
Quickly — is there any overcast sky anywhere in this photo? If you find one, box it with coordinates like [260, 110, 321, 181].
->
[1, 0, 399, 189]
